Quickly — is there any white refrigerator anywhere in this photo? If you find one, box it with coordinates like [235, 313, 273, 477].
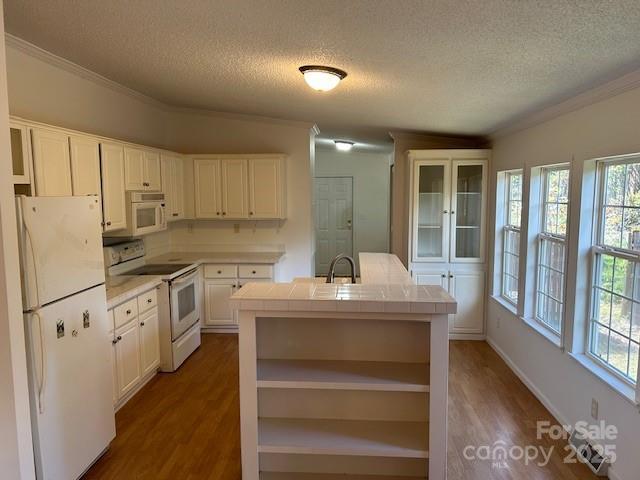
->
[16, 196, 116, 480]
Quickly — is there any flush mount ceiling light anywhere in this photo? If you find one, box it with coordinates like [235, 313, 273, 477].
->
[299, 65, 347, 92]
[335, 140, 355, 151]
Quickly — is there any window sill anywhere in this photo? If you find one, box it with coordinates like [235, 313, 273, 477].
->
[490, 295, 518, 316]
[568, 352, 638, 407]
[519, 316, 563, 349]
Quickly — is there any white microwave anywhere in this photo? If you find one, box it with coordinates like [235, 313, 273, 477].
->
[109, 192, 167, 237]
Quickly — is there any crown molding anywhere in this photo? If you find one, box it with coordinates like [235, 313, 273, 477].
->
[5, 33, 168, 110]
[169, 105, 316, 129]
[490, 67, 640, 139]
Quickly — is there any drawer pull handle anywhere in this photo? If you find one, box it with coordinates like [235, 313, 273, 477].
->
[112, 338, 118, 345]
[106, 221, 112, 226]
[147, 298, 152, 304]
[217, 270, 222, 274]
[252, 270, 257, 274]
[441, 274, 446, 278]
[140, 322, 145, 326]
[126, 309, 132, 315]
[172, 213, 178, 217]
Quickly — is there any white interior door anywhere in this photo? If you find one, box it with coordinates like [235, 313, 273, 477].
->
[314, 177, 353, 276]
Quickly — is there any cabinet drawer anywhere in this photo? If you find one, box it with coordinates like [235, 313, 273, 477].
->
[238, 264, 273, 279]
[204, 264, 238, 279]
[113, 298, 138, 329]
[137, 288, 158, 313]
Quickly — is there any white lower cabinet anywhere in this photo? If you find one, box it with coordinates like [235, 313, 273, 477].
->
[202, 263, 275, 329]
[139, 308, 160, 376]
[415, 269, 485, 335]
[108, 287, 161, 408]
[204, 280, 237, 326]
[114, 319, 141, 399]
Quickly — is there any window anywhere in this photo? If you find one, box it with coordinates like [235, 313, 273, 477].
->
[589, 159, 640, 384]
[502, 171, 523, 305]
[535, 167, 569, 334]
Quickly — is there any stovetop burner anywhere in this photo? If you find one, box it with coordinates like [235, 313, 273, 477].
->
[125, 264, 194, 275]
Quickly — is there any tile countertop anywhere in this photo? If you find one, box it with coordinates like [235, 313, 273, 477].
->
[146, 251, 284, 265]
[105, 275, 163, 309]
[230, 253, 456, 314]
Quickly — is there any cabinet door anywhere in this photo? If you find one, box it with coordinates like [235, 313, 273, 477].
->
[10, 121, 32, 184]
[414, 271, 449, 289]
[114, 320, 141, 399]
[449, 271, 485, 334]
[450, 160, 487, 263]
[124, 146, 145, 191]
[31, 128, 73, 196]
[162, 154, 185, 221]
[248, 157, 282, 219]
[139, 308, 160, 377]
[412, 160, 450, 263]
[70, 136, 101, 196]
[144, 150, 161, 191]
[194, 159, 222, 219]
[221, 158, 248, 219]
[100, 142, 127, 232]
[204, 280, 237, 325]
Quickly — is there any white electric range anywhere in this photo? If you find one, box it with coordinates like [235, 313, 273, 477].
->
[104, 240, 201, 371]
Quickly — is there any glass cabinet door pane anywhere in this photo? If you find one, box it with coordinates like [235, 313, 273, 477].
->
[416, 165, 444, 258]
[455, 164, 483, 259]
[10, 127, 25, 176]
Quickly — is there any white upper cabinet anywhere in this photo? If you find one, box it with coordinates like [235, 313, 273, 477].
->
[144, 150, 161, 191]
[70, 135, 101, 196]
[100, 142, 127, 232]
[410, 150, 489, 264]
[248, 156, 286, 219]
[194, 154, 286, 220]
[221, 158, 248, 219]
[194, 158, 222, 219]
[161, 153, 185, 221]
[124, 146, 145, 191]
[31, 128, 73, 196]
[9, 121, 32, 185]
[124, 147, 161, 191]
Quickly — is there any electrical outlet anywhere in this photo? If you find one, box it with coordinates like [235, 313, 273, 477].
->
[591, 398, 599, 420]
[234, 223, 240, 233]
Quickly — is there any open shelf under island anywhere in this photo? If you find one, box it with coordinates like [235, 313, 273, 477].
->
[231, 253, 456, 480]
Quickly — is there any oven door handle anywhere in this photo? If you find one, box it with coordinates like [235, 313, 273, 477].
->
[172, 269, 199, 286]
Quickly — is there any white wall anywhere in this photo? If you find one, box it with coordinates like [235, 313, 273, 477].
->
[489, 84, 640, 480]
[0, 13, 35, 478]
[314, 147, 391, 270]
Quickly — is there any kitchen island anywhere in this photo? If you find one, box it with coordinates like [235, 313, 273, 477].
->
[231, 253, 455, 480]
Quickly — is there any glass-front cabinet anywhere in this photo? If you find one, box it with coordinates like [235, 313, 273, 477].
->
[411, 155, 487, 264]
[10, 121, 32, 185]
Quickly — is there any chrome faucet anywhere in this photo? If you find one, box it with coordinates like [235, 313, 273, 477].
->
[326, 254, 356, 284]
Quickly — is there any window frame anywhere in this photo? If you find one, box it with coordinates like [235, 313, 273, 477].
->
[500, 170, 523, 306]
[533, 165, 570, 336]
[587, 157, 640, 386]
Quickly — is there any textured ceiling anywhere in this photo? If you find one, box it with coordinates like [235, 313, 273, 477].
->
[5, 0, 640, 145]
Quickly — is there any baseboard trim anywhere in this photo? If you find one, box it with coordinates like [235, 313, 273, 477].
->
[201, 326, 238, 334]
[450, 333, 485, 341]
[485, 337, 569, 426]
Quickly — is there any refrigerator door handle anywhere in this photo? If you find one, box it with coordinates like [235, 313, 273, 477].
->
[34, 311, 47, 414]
